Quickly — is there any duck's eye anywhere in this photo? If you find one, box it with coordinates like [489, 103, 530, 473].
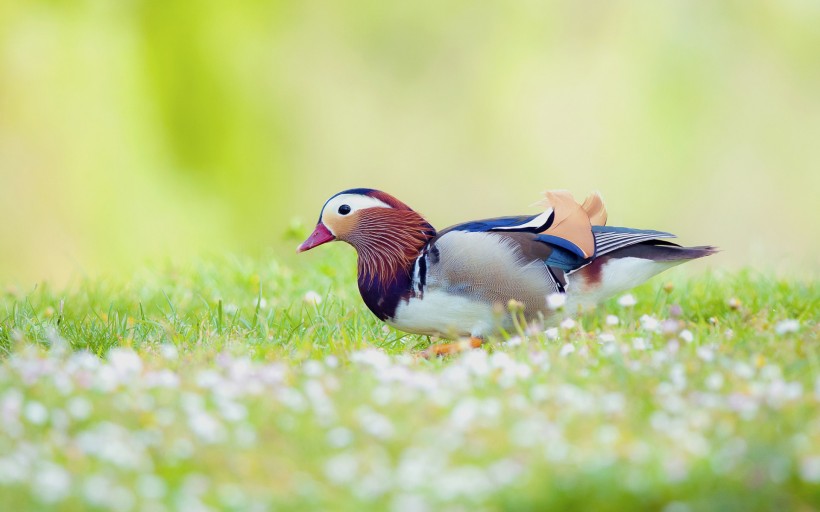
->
[338, 204, 352, 215]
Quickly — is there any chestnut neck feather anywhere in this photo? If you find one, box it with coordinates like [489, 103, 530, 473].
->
[346, 209, 436, 289]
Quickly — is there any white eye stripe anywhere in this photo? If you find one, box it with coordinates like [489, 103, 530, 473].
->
[323, 194, 391, 215]
[320, 193, 392, 234]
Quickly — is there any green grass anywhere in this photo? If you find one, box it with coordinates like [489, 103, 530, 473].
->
[0, 252, 818, 511]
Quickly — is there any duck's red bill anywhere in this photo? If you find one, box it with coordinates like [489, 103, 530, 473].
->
[297, 223, 335, 252]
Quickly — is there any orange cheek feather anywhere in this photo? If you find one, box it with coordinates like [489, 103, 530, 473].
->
[331, 214, 356, 240]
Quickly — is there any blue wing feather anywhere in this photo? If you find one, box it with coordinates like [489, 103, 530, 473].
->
[542, 246, 589, 271]
[533, 234, 589, 270]
[445, 219, 677, 272]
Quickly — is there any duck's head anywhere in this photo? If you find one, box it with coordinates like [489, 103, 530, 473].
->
[298, 188, 404, 252]
[298, 188, 436, 283]
[297, 188, 425, 252]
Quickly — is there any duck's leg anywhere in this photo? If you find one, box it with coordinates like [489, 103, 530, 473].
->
[419, 337, 484, 358]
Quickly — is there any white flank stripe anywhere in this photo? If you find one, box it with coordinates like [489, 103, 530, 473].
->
[492, 209, 554, 231]
[411, 255, 423, 295]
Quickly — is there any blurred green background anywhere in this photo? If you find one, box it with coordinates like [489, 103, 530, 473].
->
[1, 1, 818, 284]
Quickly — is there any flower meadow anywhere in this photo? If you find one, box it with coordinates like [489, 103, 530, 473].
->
[0, 255, 818, 511]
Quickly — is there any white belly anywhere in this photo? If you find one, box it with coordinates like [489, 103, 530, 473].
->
[388, 290, 499, 338]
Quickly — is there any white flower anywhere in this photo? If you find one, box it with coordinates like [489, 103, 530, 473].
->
[814, 377, 820, 401]
[544, 327, 559, 340]
[45, 327, 69, 355]
[599, 333, 616, 343]
[662, 320, 680, 335]
[706, 372, 724, 390]
[195, 370, 222, 389]
[107, 348, 142, 378]
[560, 343, 575, 357]
[597, 425, 620, 445]
[761, 365, 782, 381]
[277, 389, 307, 411]
[618, 294, 637, 307]
[137, 474, 167, 500]
[68, 350, 100, 371]
[145, 370, 180, 389]
[76, 423, 150, 470]
[217, 400, 247, 423]
[391, 493, 431, 512]
[775, 319, 800, 335]
[487, 459, 524, 487]
[169, 438, 194, 460]
[433, 466, 493, 499]
[697, 346, 715, 362]
[489, 352, 513, 370]
[1, 389, 23, 421]
[303, 360, 324, 377]
[734, 362, 754, 379]
[180, 473, 210, 499]
[324, 453, 358, 484]
[606, 315, 620, 326]
[460, 350, 490, 376]
[67, 397, 92, 420]
[399, 452, 443, 488]
[679, 329, 694, 343]
[95, 366, 120, 392]
[303, 291, 323, 305]
[640, 315, 660, 332]
[189, 412, 227, 444]
[106, 487, 136, 512]
[327, 427, 353, 448]
[800, 457, 820, 483]
[32, 463, 71, 503]
[356, 407, 395, 439]
[449, 399, 480, 431]
[504, 336, 523, 347]
[160, 344, 179, 361]
[0, 457, 26, 484]
[218, 484, 246, 509]
[669, 364, 687, 389]
[560, 318, 576, 330]
[350, 349, 391, 370]
[632, 338, 648, 351]
[83, 474, 113, 506]
[24, 401, 48, 425]
[546, 293, 566, 310]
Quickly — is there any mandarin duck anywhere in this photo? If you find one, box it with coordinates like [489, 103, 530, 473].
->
[298, 188, 715, 354]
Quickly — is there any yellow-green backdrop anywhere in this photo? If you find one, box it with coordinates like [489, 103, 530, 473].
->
[1, 1, 818, 283]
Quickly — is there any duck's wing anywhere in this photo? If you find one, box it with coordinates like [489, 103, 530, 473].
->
[437, 190, 606, 273]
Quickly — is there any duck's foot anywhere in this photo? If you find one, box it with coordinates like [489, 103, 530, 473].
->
[419, 337, 483, 358]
